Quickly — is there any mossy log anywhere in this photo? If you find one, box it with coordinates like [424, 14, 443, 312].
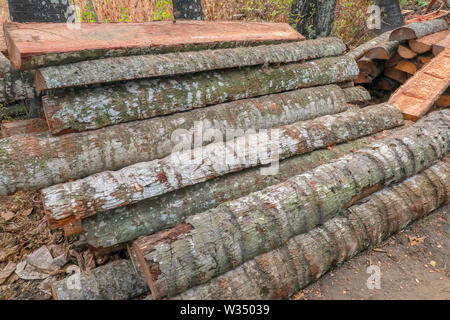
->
[51, 260, 148, 300]
[4, 21, 303, 70]
[130, 111, 449, 299]
[389, 19, 448, 42]
[173, 159, 450, 300]
[82, 126, 405, 250]
[346, 31, 392, 60]
[36, 38, 346, 90]
[0, 54, 36, 105]
[42, 104, 403, 225]
[42, 55, 358, 134]
[0, 84, 352, 196]
[342, 87, 371, 104]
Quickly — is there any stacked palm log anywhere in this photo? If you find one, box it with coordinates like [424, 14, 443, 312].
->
[2, 21, 449, 300]
[351, 18, 449, 99]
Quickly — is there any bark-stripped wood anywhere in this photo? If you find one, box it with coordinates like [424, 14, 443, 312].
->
[417, 53, 434, 66]
[35, 37, 345, 90]
[354, 72, 372, 84]
[82, 126, 404, 250]
[4, 21, 304, 70]
[398, 44, 418, 59]
[0, 54, 36, 105]
[389, 47, 450, 121]
[432, 32, 450, 56]
[395, 60, 419, 74]
[413, 29, 449, 51]
[384, 67, 408, 83]
[51, 260, 148, 300]
[385, 53, 403, 68]
[389, 19, 448, 41]
[436, 88, 450, 108]
[346, 31, 392, 60]
[342, 86, 371, 104]
[173, 159, 450, 300]
[42, 55, 358, 134]
[408, 39, 432, 54]
[130, 111, 449, 299]
[0, 84, 351, 196]
[1, 118, 48, 138]
[364, 40, 399, 60]
[42, 104, 404, 224]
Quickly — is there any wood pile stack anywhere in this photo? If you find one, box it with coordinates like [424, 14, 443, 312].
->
[0, 20, 448, 300]
[351, 18, 450, 115]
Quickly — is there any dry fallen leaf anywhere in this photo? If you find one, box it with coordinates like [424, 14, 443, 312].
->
[20, 208, 33, 216]
[407, 235, 427, 246]
[1, 211, 15, 221]
[0, 261, 17, 285]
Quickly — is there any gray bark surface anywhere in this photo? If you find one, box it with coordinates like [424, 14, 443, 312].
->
[131, 110, 449, 299]
[0, 84, 350, 197]
[389, 19, 449, 41]
[42, 55, 357, 134]
[36, 38, 345, 90]
[0, 54, 36, 105]
[290, 0, 337, 39]
[346, 31, 392, 60]
[343, 87, 371, 104]
[375, 0, 404, 33]
[42, 104, 403, 223]
[173, 158, 449, 300]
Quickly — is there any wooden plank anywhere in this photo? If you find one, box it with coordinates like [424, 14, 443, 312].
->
[1, 118, 48, 138]
[389, 47, 450, 121]
[3, 21, 304, 70]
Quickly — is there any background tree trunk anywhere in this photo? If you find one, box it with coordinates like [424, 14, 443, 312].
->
[290, 0, 337, 39]
[7, 0, 71, 23]
[173, 0, 203, 20]
[375, 0, 404, 33]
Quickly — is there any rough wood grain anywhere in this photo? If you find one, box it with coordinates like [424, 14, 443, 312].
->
[35, 37, 345, 90]
[357, 58, 384, 78]
[384, 67, 408, 83]
[42, 55, 358, 134]
[0, 84, 351, 196]
[389, 19, 448, 41]
[395, 60, 419, 74]
[51, 260, 148, 300]
[4, 21, 304, 70]
[342, 86, 371, 104]
[42, 104, 404, 224]
[1, 118, 48, 138]
[413, 29, 449, 47]
[364, 40, 399, 60]
[398, 44, 418, 59]
[173, 158, 450, 300]
[389, 47, 450, 121]
[408, 39, 432, 54]
[131, 110, 449, 299]
[81, 126, 403, 250]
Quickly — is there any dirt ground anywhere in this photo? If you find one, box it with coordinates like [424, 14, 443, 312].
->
[293, 204, 450, 300]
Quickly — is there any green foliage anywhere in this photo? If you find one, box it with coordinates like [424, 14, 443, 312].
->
[153, 0, 173, 21]
[82, 2, 97, 22]
[119, 7, 131, 22]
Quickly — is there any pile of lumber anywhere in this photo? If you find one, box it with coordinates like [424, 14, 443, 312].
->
[0, 20, 448, 300]
[351, 18, 449, 113]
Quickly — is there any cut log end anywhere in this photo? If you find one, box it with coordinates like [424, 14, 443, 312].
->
[408, 39, 431, 54]
[34, 70, 48, 91]
[398, 44, 418, 59]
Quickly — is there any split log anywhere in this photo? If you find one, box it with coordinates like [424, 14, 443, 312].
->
[417, 53, 434, 66]
[0, 84, 352, 196]
[384, 53, 403, 68]
[35, 38, 346, 90]
[357, 58, 384, 77]
[81, 126, 404, 250]
[398, 44, 418, 59]
[389, 19, 448, 41]
[395, 60, 419, 74]
[432, 33, 450, 56]
[354, 72, 372, 84]
[436, 88, 450, 108]
[4, 21, 304, 70]
[51, 260, 148, 300]
[364, 40, 399, 60]
[173, 159, 450, 300]
[384, 68, 408, 83]
[130, 111, 449, 299]
[346, 30, 392, 60]
[374, 77, 400, 91]
[42, 104, 404, 225]
[408, 39, 432, 54]
[0, 54, 36, 104]
[1, 118, 48, 138]
[342, 86, 371, 104]
[413, 29, 449, 50]
[42, 55, 358, 134]
[389, 47, 450, 121]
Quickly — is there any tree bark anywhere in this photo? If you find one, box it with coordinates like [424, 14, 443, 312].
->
[389, 19, 448, 41]
[342, 87, 371, 104]
[42, 55, 358, 134]
[130, 111, 449, 299]
[36, 37, 345, 90]
[173, 159, 449, 300]
[173, 0, 203, 20]
[82, 125, 405, 250]
[290, 0, 337, 39]
[1, 118, 48, 138]
[51, 260, 148, 300]
[7, 0, 70, 23]
[0, 84, 351, 196]
[357, 58, 384, 78]
[365, 40, 399, 60]
[0, 54, 36, 105]
[374, 0, 404, 33]
[42, 104, 404, 224]
[4, 21, 303, 70]
[346, 31, 392, 60]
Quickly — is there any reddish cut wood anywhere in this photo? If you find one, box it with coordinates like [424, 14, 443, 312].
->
[432, 32, 450, 55]
[414, 29, 449, 46]
[3, 21, 304, 70]
[395, 60, 419, 75]
[389, 47, 450, 121]
[436, 88, 450, 108]
[398, 44, 418, 59]
[1, 118, 48, 137]
[384, 67, 408, 83]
